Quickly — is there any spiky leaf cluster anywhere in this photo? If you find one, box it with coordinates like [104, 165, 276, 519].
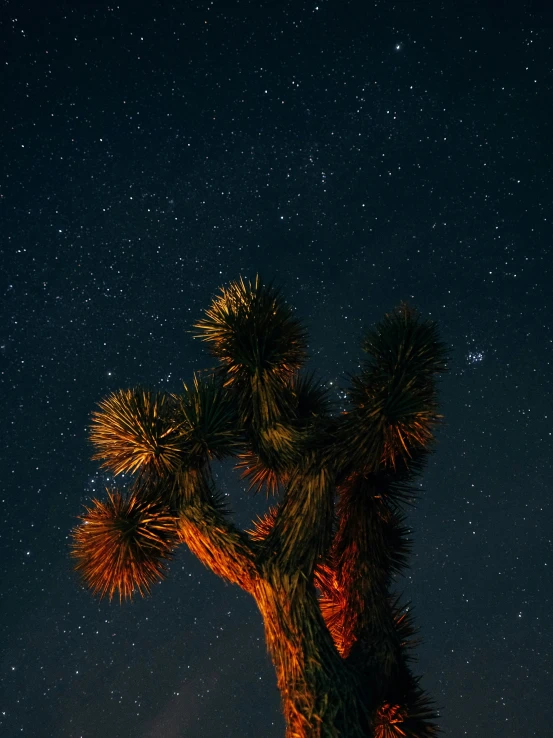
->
[341, 303, 448, 472]
[90, 389, 183, 476]
[194, 276, 308, 425]
[175, 372, 241, 467]
[291, 371, 333, 422]
[235, 448, 285, 495]
[373, 676, 439, 738]
[246, 505, 279, 540]
[71, 487, 178, 601]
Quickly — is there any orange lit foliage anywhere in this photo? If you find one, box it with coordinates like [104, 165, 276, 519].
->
[71, 276, 448, 737]
[374, 703, 408, 738]
[72, 488, 178, 601]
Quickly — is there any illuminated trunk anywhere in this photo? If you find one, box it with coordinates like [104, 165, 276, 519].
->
[252, 567, 372, 738]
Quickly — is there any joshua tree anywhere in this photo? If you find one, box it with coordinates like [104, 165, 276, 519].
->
[71, 276, 448, 738]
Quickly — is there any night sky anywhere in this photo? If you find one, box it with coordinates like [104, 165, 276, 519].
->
[1, 1, 552, 736]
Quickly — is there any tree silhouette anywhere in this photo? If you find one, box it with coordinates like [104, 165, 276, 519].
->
[71, 276, 448, 738]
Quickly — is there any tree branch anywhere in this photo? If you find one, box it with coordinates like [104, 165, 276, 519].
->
[262, 456, 335, 576]
[176, 468, 259, 593]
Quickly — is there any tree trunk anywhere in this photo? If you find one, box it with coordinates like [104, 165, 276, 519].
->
[252, 566, 372, 738]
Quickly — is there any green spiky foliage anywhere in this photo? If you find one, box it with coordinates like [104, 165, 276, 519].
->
[194, 275, 308, 421]
[339, 303, 447, 475]
[175, 372, 242, 466]
[71, 276, 449, 738]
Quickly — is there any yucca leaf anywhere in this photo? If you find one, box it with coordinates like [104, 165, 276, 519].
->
[246, 504, 280, 540]
[71, 481, 178, 602]
[90, 389, 184, 477]
[194, 275, 308, 388]
[339, 304, 448, 472]
[175, 372, 242, 466]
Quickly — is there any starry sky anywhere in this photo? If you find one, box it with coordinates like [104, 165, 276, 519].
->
[1, 1, 552, 736]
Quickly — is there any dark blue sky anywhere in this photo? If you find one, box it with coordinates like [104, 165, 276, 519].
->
[1, 1, 551, 736]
